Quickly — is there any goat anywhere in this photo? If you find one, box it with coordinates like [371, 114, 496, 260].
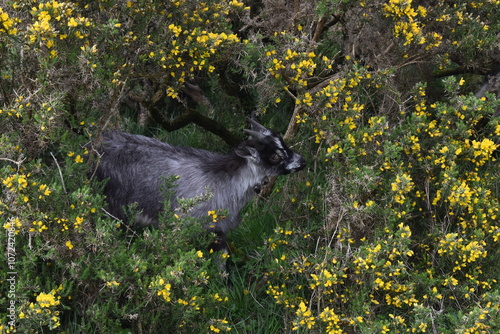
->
[94, 119, 306, 246]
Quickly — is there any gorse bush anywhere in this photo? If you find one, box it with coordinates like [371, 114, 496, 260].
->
[264, 74, 500, 333]
[1, 147, 233, 333]
[1, 0, 500, 333]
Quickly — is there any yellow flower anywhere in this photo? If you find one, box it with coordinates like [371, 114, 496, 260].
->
[67, 17, 78, 27]
[106, 280, 120, 287]
[293, 301, 316, 330]
[74, 216, 84, 229]
[36, 292, 60, 308]
[65, 241, 74, 249]
[39, 184, 52, 196]
[17, 175, 28, 189]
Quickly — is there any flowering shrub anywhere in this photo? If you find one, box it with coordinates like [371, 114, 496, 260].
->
[1, 0, 500, 333]
[18, 287, 63, 330]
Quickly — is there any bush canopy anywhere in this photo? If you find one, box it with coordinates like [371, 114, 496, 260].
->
[1, 0, 500, 333]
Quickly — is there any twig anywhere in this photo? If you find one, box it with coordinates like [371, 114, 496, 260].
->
[0, 156, 26, 172]
[50, 152, 67, 195]
[101, 207, 122, 222]
[0, 157, 22, 164]
[101, 208, 139, 237]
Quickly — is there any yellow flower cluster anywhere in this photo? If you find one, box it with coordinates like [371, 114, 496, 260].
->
[446, 180, 473, 208]
[68, 151, 85, 163]
[162, 28, 239, 98]
[0, 7, 18, 35]
[209, 318, 232, 333]
[31, 220, 48, 233]
[438, 233, 488, 272]
[177, 295, 201, 311]
[1, 145, 98, 248]
[310, 268, 341, 290]
[266, 224, 416, 330]
[266, 49, 331, 107]
[26, 1, 93, 54]
[118, 0, 246, 99]
[318, 307, 341, 334]
[391, 172, 414, 205]
[212, 293, 228, 302]
[266, 281, 290, 306]
[3, 173, 29, 191]
[152, 277, 172, 302]
[208, 210, 219, 223]
[2, 172, 54, 206]
[19, 285, 63, 330]
[36, 291, 60, 308]
[464, 138, 498, 166]
[105, 280, 120, 288]
[285, 50, 317, 87]
[0, 95, 68, 135]
[317, 72, 500, 328]
[292, 301, 316, 330]
[267, 227, 292, 251]
[382, 0, 442, 50]
[383, 0, 428, 45]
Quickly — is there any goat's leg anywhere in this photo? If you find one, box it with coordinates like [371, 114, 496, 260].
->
[210, 232, 233, 286]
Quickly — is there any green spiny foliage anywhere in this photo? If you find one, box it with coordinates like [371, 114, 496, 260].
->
[2, 0, 500, 333]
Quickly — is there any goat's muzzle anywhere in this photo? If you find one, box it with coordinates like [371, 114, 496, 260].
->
[284, 154, 306, 174]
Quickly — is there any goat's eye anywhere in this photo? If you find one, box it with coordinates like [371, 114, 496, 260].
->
[269, 153, 281, 163]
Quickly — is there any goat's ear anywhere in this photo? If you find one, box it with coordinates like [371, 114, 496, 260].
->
[235, 144, 259, 161]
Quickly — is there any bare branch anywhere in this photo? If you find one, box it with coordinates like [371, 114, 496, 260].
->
[50, 152, 67, 195]
[0, 157, 26, 172]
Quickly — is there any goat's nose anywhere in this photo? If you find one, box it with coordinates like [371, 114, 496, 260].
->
[286, 154, 306, 173]
[297, 155, 307, 170]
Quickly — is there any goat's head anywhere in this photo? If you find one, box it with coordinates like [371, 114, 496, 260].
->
[235, 119, 306, 178]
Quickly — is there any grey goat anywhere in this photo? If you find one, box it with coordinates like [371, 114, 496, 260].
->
[94, 119, 306, 243]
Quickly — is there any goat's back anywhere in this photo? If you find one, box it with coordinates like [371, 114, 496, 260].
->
[95, 131, 254, 230]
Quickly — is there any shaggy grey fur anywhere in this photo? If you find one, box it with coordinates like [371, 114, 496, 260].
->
[94, 120, 306, 234]
[475, 70, 500, 117]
